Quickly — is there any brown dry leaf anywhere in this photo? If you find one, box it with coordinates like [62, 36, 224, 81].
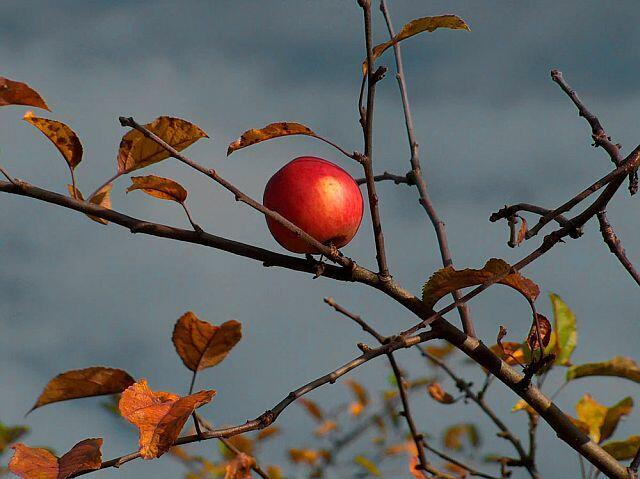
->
[363, 15, 470, 74]
[127, 175, 188, 203]
[442, 424, 480, 451]
[117, 116, 208, 174]
[298, 398, 324, 422]
[289, 448, 320, 465]
[422, 258, 540, 309]
[516, 217, 528, 246]
[67, 184, 113, 225]
[0, 78, 50, 110]
[427, 382, 455, 404]
[224, 452, 255, 479]
[526, 314, 552, 352]
[172, 312, 242, 372]
[314, 420, 338, 437]
[30, 367, 135, 413]
[227, 122, 316, 156]
[118, 379, 215, 459]
[425, 341, 455, 360]
[9, 439, 102, 479]
[445, 461, 469, 478]
[23, 112, 82, 172]
[256, 426, 280, 441]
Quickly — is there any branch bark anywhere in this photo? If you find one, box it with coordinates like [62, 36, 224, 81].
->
[596, 211, 640, 286]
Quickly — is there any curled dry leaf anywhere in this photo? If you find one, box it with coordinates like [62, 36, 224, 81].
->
[172, 312, 242, 372]
[314, 420, 338, 437]
[227, 122, 316, 156]
[23, 112, 82, 172]
[427, 382, 455, 404]
[117, 116, 208, 174]
[30, 366, 135, 413]
[363, 15, 470, 74]
[422, 258, 540, 309]
[0, 77, 49, 110]
[566, 356, 640, 383]
[118, 379, 216, 459]
[67, 184, 113, 225]
[526, 314, 552, 352]
[224, 452, 255, 479]
[298, 398, 324, 422]
[516, 216, 528, 246]
[9, 439, 102, 479]
[127, 175, 188, 203]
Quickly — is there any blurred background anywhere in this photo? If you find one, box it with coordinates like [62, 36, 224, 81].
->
[1, 1, 639, 477]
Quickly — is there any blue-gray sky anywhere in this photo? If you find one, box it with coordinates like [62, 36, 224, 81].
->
[1, 1, 639, 478]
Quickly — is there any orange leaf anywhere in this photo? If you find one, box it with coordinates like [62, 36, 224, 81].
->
[227, 122, 316, 156]
[117, 116, 208, 174]
[172, 312, 242, 372]
[224, 453, 255, 479]
[126, 175, 188, 203]
[314, 420, 338, 437]
[363, 15, 470, 74]
[516, 217, 528, 246]
[427, 382, 455, 404]
[526, 314, 552, 352]
[118, 379, 215, 459]
[222, 435, 254, 458]
[288, 448, 320, 465]
[345, 379, 369, 407]
[0, 78, 49, 110]
[422, 258, 540, 309]
[23, 111, 82, 171]
[425, 341, 455, 360]
[298, 398, 324, 422]
[67, 184, 113, 225]
[9, 439, 102, 479]
[256, 426, 280, 441]
[30, 367, 134, 413]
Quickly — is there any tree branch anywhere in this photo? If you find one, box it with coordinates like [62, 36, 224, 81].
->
[355, 170, 414, 186]
[421, 441, 502, 479]
[596, 211, 640, 286]
[379, 0, 474, 336]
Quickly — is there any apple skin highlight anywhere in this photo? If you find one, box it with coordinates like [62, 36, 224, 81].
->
[263, 156, 364, 253]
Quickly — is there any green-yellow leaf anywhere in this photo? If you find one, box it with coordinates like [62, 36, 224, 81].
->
[567, 356, 640, 383]
[602, 436, 640, 460]
[117, 116, 208, 174]
[0, 423, 29, 456]
[601, 397, 633, 442]
[363, 15, 470, 74]
[354, 455, 380, 477]
[422, 258, 539, 309]
[576, 394, 607, 443]
[550, 294, 577, 365]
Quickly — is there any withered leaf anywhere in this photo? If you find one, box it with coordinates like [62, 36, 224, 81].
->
[23, 111, 82, 171]
[67, 184, 113, 225]
[602, 436, 640, 460]
[227, 122, 316, 156]
[526, 314, 552, 352]
[489, 341, 525, 366]
[0, 78, 50, 110]
[9, 439, 102, 479]
[363, 15, 470, 74]
[442, 423, 480, 451]
[117, 116, 208, 174]
[516, 217, 528, 246]
[345, 379, 369, 417]
[298, 398, 324, 422]
[427, 382, 455, 404]
[288, 448, 320, 465]
[224, 452, 255, 479]
[30, 367, 135, 413]
[127, 175, 188, 203]
[601, 397, 633, 442]
[172, 312, 242, 372]
[314, 420, 338, 437]
[118, 379, 215, 459]
[566, 356, 640, 384]
[255, 426, 280, 441]
[422, 258, 540, 309]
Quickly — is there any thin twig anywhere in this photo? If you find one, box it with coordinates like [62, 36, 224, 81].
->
[0, 165, 17, 185]
[379, 0, 474, 336]
[490, 203, 579, 235]
[180, 202, 203, 234]
[355, 170, 414, 185]
[324, 297, 385, 342]
[597, 211, 640, 286]
[359, 0, 391, 279]
[89, 171, 122, 200]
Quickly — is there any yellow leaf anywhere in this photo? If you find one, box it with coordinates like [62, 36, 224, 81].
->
[602, 436, 640, 460]
[68, 184, 113, 225]
[354, 455, 380, 476]
[117, 116, 208, 174]
[289, 448, 320, 465]
[363, 15, 470, 74]
[30, 367, 134, 413]
[23, 112, 82, 172]
[127, 175, 188, 203]
[511, 399, 538, 418]
[422, 258, 539, 309]
[425, 341, 455, 360]
[227, 122, 316, 155]
[9, 439, 102, 479]
[601, 397, 633, 442]
[172, 312, 242, 372]
[576, 394, 607, 443]
[118, 379, 215, 459]
[567, 356, 640, 383]
[0, 77, 50, 110]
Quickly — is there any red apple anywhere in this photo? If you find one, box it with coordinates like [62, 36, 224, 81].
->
[263, 156, 364, 253]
